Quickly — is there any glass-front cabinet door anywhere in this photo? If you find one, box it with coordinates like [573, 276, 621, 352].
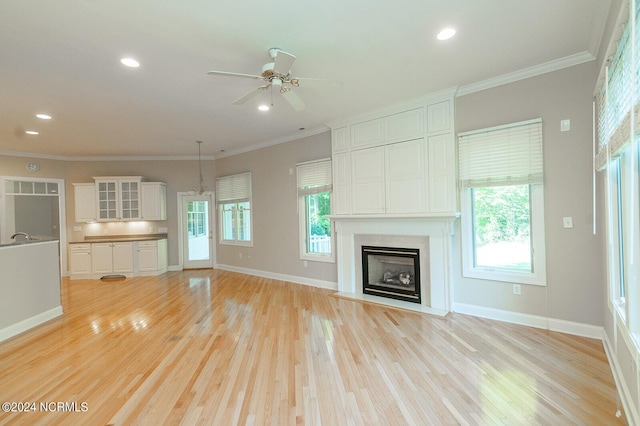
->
[120, 181, 139, 219]
[97, 181, 118, 220]
[94, 177, 142, 221]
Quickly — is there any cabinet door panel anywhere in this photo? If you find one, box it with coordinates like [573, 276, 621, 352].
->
[385, 109, 424, 143]
[386, 139, 426, 213]
[112, 242, 133, 273]
[351, 147, 385, 213]
[73, 184, 96, 222]
[351, 119, 384, 149]
[427, 133, 455, 212]
[332, 126, 350, 152]
[427, 101, 451, 134]
[91, 243, 113, 274]
[332, 153, 351, 214]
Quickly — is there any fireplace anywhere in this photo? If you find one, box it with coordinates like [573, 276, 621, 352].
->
[362, 246, 421, 304]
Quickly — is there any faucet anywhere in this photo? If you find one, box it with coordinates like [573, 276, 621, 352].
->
[10, 232, 32, 241]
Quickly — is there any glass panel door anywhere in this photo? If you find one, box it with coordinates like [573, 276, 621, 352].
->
[181, 193, 214, 269]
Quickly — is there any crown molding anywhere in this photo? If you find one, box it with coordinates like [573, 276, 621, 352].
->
[213, 125, 330, 159]
[457, 51, 596, 97]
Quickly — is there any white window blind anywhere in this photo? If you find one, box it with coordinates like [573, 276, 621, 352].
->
[296, 158, 332, 197]
[216, 172, 251, 204]
[596, 0, 640, 170]
[458, 119, 543, 189]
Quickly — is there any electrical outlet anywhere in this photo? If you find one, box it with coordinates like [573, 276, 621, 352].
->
[148, 227, 154, 233]
[513, 284, 521, 295]
[303, 261, 308, 268]
[239, 252, 243, 259]
[103, 228, 108, 234]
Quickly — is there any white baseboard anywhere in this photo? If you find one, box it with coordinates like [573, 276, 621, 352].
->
[452, 302, 604, 339]
[215, 264, 338, 291]
[0, 306, 63, 343]
[168, 265, 182, 272]
[602, 332, 639, 425]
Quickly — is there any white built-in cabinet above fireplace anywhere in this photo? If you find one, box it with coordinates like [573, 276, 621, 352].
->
[329, 92, 457, 216]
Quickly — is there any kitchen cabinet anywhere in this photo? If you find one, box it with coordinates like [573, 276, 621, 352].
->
[94, 177, 141, 221]
[136, 239, 168, 274]
[73, 177, 167, 223]
[69, 243, 92, 276]
[73, 183, 97, 222]
[141, 182, 167, 220]
[91, 242, 133, 275]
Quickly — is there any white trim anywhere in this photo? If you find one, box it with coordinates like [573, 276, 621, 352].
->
[215, 263, 338, 291]
[603, 330, 640, 425]
[458, 51, 596, 97]
[168, 265, 182, 272]
[0, 306, 63, 343]
[453, 302, 604, 339]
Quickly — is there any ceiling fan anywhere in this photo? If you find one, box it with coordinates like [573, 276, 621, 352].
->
[207, 48, 342, 111]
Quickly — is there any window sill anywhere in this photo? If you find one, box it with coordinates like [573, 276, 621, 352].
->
[219, 240, 253, 247]
[300, 253, 335, 264]
[462, 266, 546, 286]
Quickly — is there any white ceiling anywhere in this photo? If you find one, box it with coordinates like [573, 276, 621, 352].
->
[0, 0, 612, 159]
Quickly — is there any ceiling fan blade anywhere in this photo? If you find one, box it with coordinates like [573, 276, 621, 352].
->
[281, 88, 305, 111]
[207, 70, 263, 80]
[273, 50, 296, 76]
[293, 77, 343, 89]
[232, 84, 270, 105]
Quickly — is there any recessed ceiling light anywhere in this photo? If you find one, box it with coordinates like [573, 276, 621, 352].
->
[120, 57, 140, 68]
[25, 130, 39, 135]
[258, 104, 270, 111]
[36, 113, 52, 120]
[437, 28, 456, 41]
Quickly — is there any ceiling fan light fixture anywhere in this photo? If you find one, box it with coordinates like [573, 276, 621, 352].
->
[437, 27, 456, 41]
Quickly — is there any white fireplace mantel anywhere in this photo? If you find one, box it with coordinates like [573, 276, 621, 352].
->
[331, 214, 459, 316]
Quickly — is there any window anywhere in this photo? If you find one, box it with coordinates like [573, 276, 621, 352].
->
[216, 172, 252, 246]
[296, 159, 334, 262]
[458, 119, 546, 285]
[187, 201, 207, 237]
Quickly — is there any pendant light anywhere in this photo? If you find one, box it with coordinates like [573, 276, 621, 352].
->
[194, 140, 209, 194]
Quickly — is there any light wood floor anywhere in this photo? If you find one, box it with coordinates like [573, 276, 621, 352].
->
[0, 270, 627, 425]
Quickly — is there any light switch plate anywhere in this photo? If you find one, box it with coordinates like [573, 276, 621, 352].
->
[563, 217, 573, 228]
[561, 119, 571, 132]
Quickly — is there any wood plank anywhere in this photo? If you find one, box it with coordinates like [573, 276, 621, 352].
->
[0, 270, 627, 425]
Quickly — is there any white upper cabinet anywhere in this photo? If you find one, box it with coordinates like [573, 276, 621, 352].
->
[329, 93, 457, 216]
[351, 118, 385, 149]
[385, 109, 424, 143]
[351, 147, 385, 214]
[427, 100, 451, 134]
[385, 139, 426, 213]
[73, 177, 167, 223]
[332, 152, 352, 215]
[332, 126, 350, 152]
[141, 182, 167, 220]
[73, 183, 97, 222]
[94, 177, 141, 221]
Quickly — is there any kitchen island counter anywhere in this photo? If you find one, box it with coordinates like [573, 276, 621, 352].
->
[0, 240, 62, 342]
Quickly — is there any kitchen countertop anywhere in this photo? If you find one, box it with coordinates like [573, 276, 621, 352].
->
[69, 233, 168, 244]
[0, 237, 59, 248]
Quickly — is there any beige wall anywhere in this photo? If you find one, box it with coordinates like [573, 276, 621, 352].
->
[454, 61, 605, 326]
[214, 131, 337, 285]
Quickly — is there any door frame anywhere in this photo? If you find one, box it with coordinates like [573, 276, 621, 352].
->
[0, 176, 67, 276]
[177, 191, 215, 269]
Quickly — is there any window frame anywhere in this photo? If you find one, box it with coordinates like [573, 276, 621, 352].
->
[296, 158, 334, 263]
[298, 191, 335, 263]
[216, 172, 253, 247]
[461, 183, 547, 286]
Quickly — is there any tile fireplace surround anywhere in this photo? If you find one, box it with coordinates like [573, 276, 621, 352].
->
[331, 215, 458, 316]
